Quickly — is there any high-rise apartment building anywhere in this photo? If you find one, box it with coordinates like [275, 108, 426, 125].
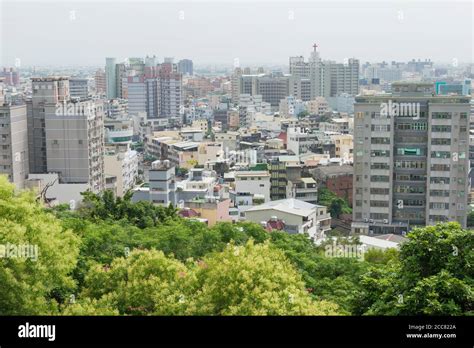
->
[27, 76, 70, 173]
[0, 67, 20, 86]
[127, 62, 182, 123]
[127, 75, 146, 116]
[115, 63, 127, 99]
[157, 65, 182, 120]
[289, 76, 312, 101]
[352, 82, 470, 234]
[328, 59, 360, 97]
[178, 59, 193, 75]
[44, 99, 105, 192]
[289, 56, 310, 78]
[105, 57, 117, 99]
[231, 67, 242, 104]
[95, 69, 107, 95]
[232, 73, 290, 107]
[0, 103, 29, 189]
[255, 75, 290, 107]
[0, 77, 4, 104]
[69, 78, 89, 99]
[289, 46, 359, 99]
[308, 46, 330, 99]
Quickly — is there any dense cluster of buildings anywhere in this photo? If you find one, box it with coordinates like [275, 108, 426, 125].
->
[0, 47, 473, 242]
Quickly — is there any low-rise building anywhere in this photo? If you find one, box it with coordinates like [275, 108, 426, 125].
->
[287, 177, 318, 204]
[104, 144, 139, 197]
[132, 160, 176, 206]
[214, 131, 240, 152]
[185, 196, 231, 226]
[244, 198, 331, 240]
[234, 170, 271, 203]
[287, 127, 319, 156]
[26, 173, 88, 208]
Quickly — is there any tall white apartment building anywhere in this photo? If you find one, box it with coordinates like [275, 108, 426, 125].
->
[289, 46, 359, 99]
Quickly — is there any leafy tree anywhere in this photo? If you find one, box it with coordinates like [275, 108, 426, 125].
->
[354, 223, 473, 315]
[186, 240, 340, 315]
[77, 241, 340, 316]
[297, 110, 310, 118]
[186, 159, 198, 168]
[176, 167, 189, 177]
[6, 172, 471, 317]
[61, 297, 119, 315]
[395, 271, 472, 315]
[364, 248, 399, 265]
[329, 198, 344, 218]
[318, 188, 351, 215]
[78, 190, 177, 228]
[0, 176, 80, 315]
[467, 210, 474, 227]
[81, 249, 191, 315]
[400, 222, 473, 280]
[261, 231, 367, 314]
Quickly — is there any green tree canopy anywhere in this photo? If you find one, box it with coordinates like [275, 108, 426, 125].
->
[354, 223, 473, 315]
[0, 176, 80, 314]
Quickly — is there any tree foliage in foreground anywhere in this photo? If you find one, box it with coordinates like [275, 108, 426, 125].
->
[354, 223, 473, 315]
[79, 190, 177, 228]
[1, 179, 472, 316]
[72, 242, 339, 315]
[0, 176, 79, 315]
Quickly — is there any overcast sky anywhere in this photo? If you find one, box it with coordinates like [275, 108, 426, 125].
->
[1, 0, 472, 67]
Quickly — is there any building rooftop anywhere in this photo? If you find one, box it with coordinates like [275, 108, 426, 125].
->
[246, 198, 324, 217]
[315, 164, 354, 176]
[300, 177, 317, 184]
[172, 141, 200, 151]
[277, 155, 300, 163]
[373, 234, 408, 244]
[31, 76, 70, 81]
[235, 170, 270, 178]
[359, 235, 400, 249]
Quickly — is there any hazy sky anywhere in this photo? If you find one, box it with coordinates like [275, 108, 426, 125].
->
[1, 0, 472, 67]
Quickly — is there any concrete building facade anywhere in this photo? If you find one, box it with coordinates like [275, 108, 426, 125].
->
[352, 82, 470, 234]
[0, 104, 29, 188]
